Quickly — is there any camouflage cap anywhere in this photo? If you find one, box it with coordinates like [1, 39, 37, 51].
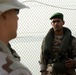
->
[50, 12, 64, 20]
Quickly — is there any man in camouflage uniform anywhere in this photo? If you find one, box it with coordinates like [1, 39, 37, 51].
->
[0, 0, 32, 75]
[40, 12, 76, 75]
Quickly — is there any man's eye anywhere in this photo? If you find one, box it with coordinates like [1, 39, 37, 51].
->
[15, 9, 19, 14]
[52, 20, 60, 23]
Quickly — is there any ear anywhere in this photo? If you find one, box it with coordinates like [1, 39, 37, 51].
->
[51, 22, 53, 26]
[63, 20, 65, 25]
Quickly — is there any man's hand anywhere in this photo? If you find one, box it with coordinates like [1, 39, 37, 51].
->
[65, 58, 75, 69]
[41, 70, 49, 75]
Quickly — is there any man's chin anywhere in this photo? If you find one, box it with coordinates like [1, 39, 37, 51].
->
[55, 29, 61, 32]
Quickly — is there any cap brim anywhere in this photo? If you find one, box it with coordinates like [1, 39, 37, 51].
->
[0, 0, 29, 14]
[13, 0, 29, 9]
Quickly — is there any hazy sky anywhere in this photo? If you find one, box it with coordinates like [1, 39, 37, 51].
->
[17, 0, 76, 36]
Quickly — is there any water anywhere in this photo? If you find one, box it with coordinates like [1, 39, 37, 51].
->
[10, 35, 44, 75]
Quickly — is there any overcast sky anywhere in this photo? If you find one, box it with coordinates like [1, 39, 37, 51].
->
[17, 0, 76, 36]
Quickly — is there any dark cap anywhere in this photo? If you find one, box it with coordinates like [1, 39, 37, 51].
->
[50, 12, 64, 20]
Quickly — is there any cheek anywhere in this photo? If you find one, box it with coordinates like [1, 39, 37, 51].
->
[10, 20, 17, 30]
[60, 23, 63, 27]
[11, 19, 18, 27]
[11, 14, 18, 22]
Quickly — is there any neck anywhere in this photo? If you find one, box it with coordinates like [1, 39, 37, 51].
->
[55, 32, 63, 36]
[54, 30, 63, 36]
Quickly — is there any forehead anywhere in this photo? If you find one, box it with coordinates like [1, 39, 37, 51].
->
[51, 18, 62, 21]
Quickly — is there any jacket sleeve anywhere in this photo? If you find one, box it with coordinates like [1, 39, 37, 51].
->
[72, 37, 76, 66]
[39, 40, 46, 72]
[0, 51, 32, 75]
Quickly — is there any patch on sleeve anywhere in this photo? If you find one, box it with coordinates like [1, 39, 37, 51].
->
[2, 56, 13, 73]
[0, 47, 3, 52]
